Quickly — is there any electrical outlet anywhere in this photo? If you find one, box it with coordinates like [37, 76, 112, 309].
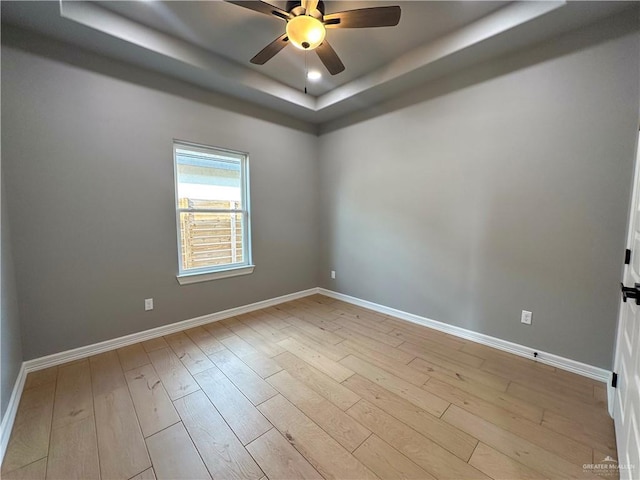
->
[330, 270, 336, 279]
[145, 298, 154, 311]
[521, 310, 532, 325]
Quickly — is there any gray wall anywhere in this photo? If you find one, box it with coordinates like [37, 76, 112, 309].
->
[1, 31, 320, 360]
[318, 13, 640, 369]
[1, 177, 23, 418]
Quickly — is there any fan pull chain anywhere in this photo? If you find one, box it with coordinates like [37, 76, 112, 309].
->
[304, 51, 308, 94]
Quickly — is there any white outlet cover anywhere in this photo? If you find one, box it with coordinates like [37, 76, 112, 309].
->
[145, 298, 154, 311]
[331, 270, 336, 279]
[521, 310, 532, 325]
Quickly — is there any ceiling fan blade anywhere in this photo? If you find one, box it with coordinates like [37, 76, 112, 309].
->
[323, 6, 401, 28]
[250, 33, 289, 65]
[225, 1, 291, 21]
[302, 0, 319, 15]
[315, 41, 345, 75]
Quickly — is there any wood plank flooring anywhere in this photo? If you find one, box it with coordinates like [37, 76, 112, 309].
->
[1, 295, 617, 480]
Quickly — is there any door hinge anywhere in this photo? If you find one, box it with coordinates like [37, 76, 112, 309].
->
[625, 249, 631, 265]
[612, 372, 618, 388]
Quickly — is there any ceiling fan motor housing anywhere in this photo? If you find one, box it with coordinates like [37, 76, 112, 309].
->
[286, 0, 325, 16]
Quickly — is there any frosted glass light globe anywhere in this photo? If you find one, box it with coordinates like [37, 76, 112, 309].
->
[286, 15, 326, 50]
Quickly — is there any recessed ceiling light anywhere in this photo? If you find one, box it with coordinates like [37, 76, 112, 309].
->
[307, 70, 322, 81]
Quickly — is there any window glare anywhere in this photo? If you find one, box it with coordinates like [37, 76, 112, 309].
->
[176, 151, 241, 204]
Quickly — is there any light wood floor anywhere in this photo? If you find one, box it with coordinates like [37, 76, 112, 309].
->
[2, 294, 617, 480]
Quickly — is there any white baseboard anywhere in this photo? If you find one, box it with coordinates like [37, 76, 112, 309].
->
[319, 288, 611, 383]
[0, 363, 26, 463]
[23, 288, 319, 373]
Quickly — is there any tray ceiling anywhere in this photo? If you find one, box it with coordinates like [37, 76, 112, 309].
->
[1, 1, 634, 127]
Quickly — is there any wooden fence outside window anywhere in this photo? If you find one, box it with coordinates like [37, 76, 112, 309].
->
[179, 198, 243, 270]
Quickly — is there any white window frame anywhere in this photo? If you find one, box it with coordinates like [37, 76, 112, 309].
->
[173, 140, 253, 285]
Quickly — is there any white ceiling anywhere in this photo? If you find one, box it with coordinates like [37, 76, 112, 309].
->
[1, 1, 635, 128]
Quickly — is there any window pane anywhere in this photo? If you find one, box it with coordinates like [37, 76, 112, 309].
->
[179, 212, 244, 271]
[174, 142, 250, 277]
[176, 148, 242, 207]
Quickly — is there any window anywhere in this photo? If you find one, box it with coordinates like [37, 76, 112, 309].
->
[174, 141, 253, 284]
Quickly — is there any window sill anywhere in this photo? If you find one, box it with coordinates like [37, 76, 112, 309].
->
[177, 265, 255, 285]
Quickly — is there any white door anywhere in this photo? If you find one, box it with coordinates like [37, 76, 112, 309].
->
[614, 129, 640, 480]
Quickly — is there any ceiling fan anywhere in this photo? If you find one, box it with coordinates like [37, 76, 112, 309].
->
[226, 0, 402, 75]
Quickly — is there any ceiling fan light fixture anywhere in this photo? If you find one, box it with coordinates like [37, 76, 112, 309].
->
[286, 15, 326, 50]
[228, 0, 401, 76]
